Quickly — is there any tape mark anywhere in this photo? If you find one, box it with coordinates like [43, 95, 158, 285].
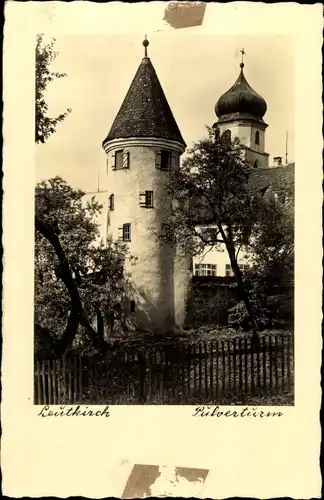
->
[121, 464, 209, 498]
[163, 1, 206, 30]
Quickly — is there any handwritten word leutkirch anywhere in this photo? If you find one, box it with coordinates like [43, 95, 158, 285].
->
[37, 405, 110, 418]
[193, 406, 284, 418]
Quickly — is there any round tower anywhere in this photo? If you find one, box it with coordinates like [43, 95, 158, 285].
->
[214, 49, 269, 167]
[102, 37, 186, 333]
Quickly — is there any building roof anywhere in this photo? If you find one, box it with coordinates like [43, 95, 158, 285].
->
[193, 163, 295, 225]
[249, 162, 295, 196]
[102, 49, 186, 148]
[215, 63, 267, 124]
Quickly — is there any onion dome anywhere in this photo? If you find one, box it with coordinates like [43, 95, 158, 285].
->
[103, 36, 186, 148]
[215, 60, 267, 123]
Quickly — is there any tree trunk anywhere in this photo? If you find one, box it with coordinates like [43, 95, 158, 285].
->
[219, 225, 260, 347]
[35, 216, 108, 353]
[54, 307, 80, 358]
[96, 308, 105, 341]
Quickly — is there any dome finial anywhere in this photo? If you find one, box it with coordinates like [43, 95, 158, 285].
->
[240, 49, 246, 69]
[143, 35, 149, 58]
[240, 48, 246, 68]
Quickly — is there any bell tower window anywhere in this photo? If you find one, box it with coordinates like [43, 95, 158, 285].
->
[255, 131, 260, 145]
[223, 129, 231, 142]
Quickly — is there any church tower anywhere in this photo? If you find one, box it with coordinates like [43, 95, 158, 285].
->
[214, 50, 269, 167]
[102, 37, 186, 333]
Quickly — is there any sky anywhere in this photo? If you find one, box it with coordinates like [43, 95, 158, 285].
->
[35, 33, 295, 193]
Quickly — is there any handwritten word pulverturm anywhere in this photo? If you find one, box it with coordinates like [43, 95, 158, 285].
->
[193, 406, 283, 418]
[37, 405, 110, 418]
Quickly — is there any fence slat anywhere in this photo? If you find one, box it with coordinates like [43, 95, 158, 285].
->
[215, 341, 219, 399]
[52, 360, 57, 405]
[204, 342, 208, 398]
[233, 339, 237, 395]
[192, 344, 197, 395]
[238, 339, 243, 396]
[36, 360, 41, 404]
[281, 336, 286, 394]
[47, 360, 53, 405]
[221, 341, 226, 395]
[187, 345, 191, 399]
[73, 357, 78, 404]
[275, 335, 279, 394]
[287, 335, 292, 392]
[198, 343, 202, 394]
[262, 336, 267, 394]
[244, 338, 248, 392]
[209, 342, 214, 401]
[257, 340, 261, 396]
[269, 336, 273, 394]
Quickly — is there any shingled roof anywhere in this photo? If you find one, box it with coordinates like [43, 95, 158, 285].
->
[102, 56, 186, 148]
[249, 162, 295, 197]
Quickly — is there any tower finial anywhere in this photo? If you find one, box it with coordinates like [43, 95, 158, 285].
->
[143, 35, 149, 58]
[240, 48, 246, 68]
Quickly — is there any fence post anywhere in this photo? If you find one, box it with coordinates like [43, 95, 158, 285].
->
[209, 342, 214, 401]
[215, 341, 219, 399]
[198, 343, 202, 394]
[47, 359, 53, 405]
[192, 344, 197, 396]
[287, 335, 292, 393]
[221, 341, 225, 395]
[251, 338, 255, 396]
[233, 339, 237, 395]
[187, 345, 191, 400]
[269, 336, 273, 394]
[262, 336, 267, 395]
[36, 360, 41, 405]
[138, 350, 146, 403]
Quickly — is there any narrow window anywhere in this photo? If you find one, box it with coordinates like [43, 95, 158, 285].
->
[139, 190, 154, 208]
[255, 131, 260, 145]
[115, 150, 124, 169]
[253, 159, 259, 168]
[225, 264, 233, 277]
[114, 150, 130, 170]
[145, 190, 154, 207]
[130, 300, 136, 313]
[109, 194, 114, 210]
[155, 150, 172, 170]
[118, 223, 131, 241]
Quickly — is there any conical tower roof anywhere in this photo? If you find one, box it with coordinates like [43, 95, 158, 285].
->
[103, 39, 186, 148]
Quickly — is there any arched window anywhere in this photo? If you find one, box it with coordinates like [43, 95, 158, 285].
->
[222, 129, 231, 142]
[255, 131, 260, 145]
[253, 159, 259, 168]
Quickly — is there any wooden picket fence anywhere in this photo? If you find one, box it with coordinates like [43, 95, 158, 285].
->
[34, 334, 294, 405]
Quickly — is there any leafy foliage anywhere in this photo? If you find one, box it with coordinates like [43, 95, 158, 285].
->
[35, 177, 129, 352]
[229, 198, 294, 330]
[35, 34, 71, 144]
[161, 126, 267, 337]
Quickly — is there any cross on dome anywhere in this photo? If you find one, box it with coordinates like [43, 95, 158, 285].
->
[240, 48, 246, 68]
